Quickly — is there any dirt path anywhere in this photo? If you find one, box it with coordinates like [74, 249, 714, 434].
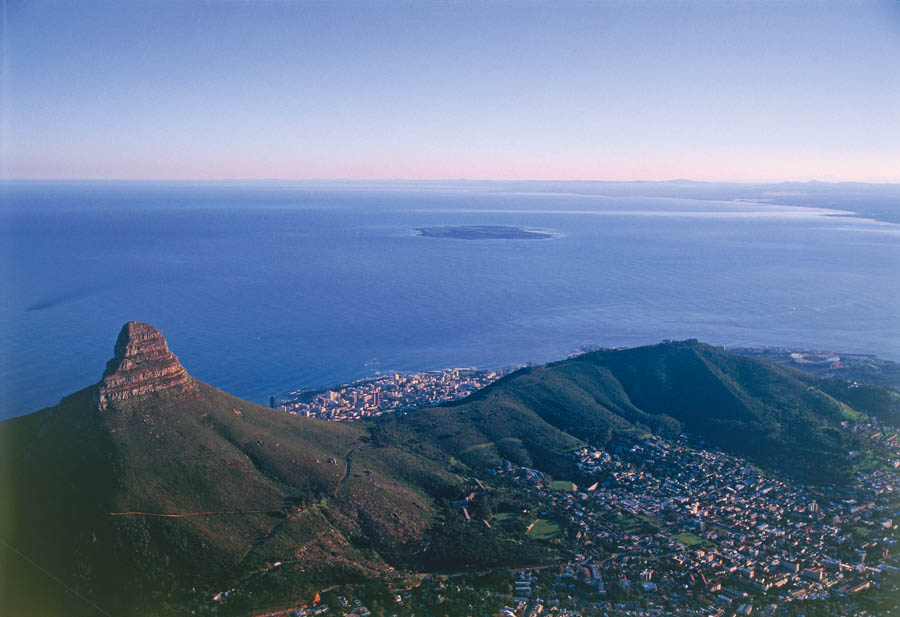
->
[108, 509, 269, 518]
[338, 442, 367, 489]
[233, 437, 367, 572]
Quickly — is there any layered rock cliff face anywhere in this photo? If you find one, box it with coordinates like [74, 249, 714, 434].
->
[97, 321, 196, 410]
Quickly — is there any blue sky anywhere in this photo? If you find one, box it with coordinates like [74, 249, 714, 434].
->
[2, 1, 899, 181]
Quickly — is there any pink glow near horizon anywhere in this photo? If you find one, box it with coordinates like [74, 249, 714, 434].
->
[4, 3, 899, 183]
[8, 153, 899, 184]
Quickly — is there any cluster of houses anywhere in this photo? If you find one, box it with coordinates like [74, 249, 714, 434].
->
[279, 368, 503, 421]
[845, 416, 900, 469]
[484, 430, 898, 617]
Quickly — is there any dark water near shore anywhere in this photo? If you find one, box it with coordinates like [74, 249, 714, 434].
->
[2, 180, 898, 419]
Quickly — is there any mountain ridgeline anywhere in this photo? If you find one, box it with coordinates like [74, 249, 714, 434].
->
[375, 340, 875, 481]
[0, 324, 888, 616]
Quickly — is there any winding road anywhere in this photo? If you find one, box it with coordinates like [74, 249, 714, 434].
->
[337, 442, 367, 489]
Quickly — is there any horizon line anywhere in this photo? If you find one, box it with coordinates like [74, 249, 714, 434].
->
[3, 177, 900, 186]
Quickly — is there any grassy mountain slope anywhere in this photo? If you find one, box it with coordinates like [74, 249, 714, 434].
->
[0, 380, 456, 617]
[379, 340, 869, 482]
[567, 341, 867, 479]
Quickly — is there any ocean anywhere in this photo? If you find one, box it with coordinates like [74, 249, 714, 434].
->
[2, 180, 898, 419]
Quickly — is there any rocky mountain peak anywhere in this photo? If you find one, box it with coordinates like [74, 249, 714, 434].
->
[97, 321, 195, 410]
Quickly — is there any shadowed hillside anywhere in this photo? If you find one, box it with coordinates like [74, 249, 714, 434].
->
[0, 323, 455, 617]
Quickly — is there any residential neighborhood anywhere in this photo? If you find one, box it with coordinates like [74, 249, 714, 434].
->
[278, 368, 507, 422]
[248, 419, 898, 617]
[472, 428, 900, 616]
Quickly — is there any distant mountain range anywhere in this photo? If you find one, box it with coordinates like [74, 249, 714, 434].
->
[2, 323, 894, 616]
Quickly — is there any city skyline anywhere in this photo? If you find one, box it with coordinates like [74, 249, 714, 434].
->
[2, 1, 900, 183]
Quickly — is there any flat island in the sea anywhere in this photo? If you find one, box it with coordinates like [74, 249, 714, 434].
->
[416, 225, 553, 240]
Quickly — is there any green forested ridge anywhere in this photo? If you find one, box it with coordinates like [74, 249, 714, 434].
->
[378, 340, 870, 482]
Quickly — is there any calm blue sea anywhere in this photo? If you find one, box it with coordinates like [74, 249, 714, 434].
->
[2, 180, 898, 419]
